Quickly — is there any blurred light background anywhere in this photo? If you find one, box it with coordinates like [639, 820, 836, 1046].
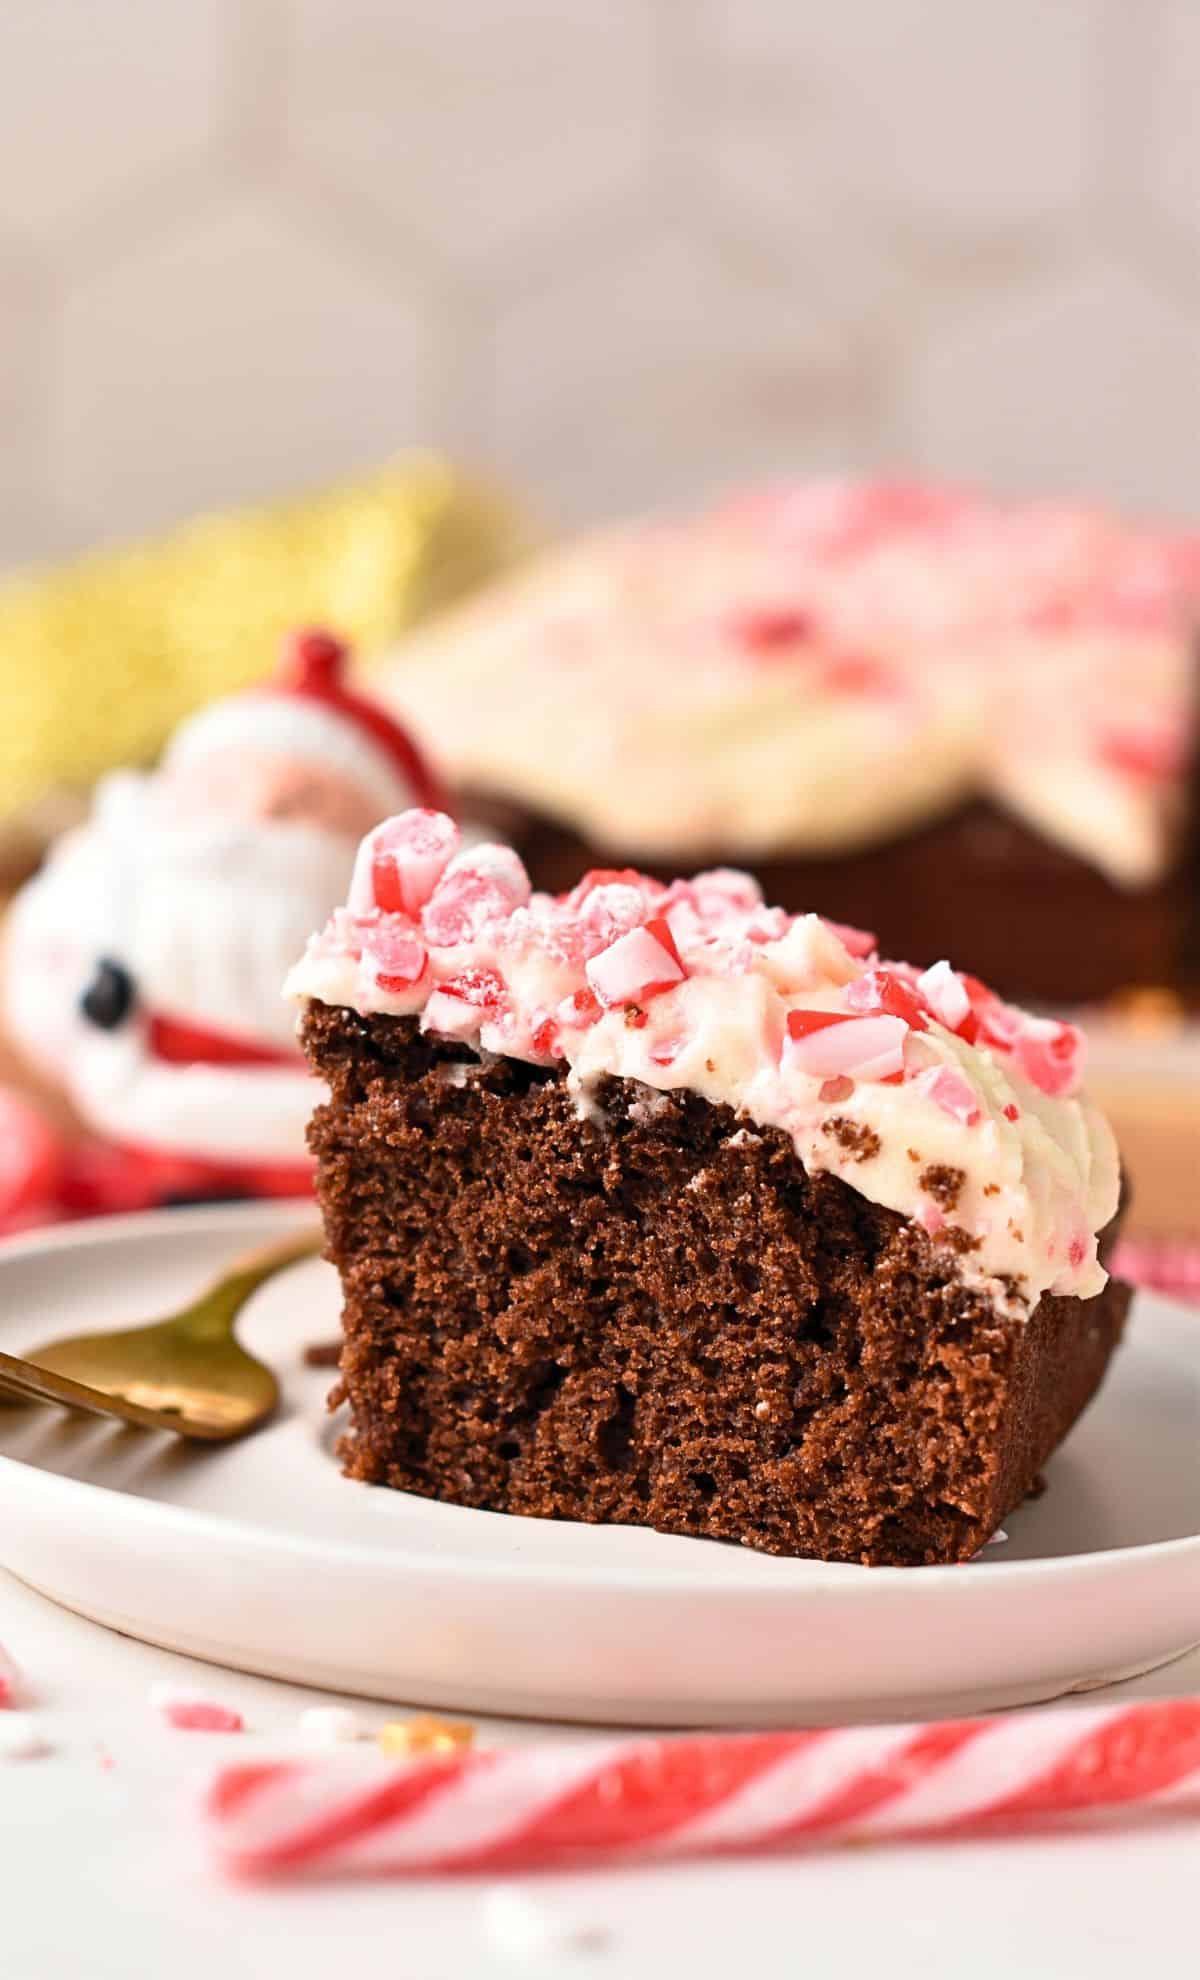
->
[0, 0, 1197, 574]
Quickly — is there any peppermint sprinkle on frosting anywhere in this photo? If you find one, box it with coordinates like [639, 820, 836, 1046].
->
[287, 810, 1120, 1313]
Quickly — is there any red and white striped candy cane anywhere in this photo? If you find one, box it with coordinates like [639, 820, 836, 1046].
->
[205, 1698, 1200, 1879]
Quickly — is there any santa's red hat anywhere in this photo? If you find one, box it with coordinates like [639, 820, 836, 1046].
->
[163, 628, 445, 821]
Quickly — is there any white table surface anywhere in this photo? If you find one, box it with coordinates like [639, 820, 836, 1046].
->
[3, 1567, 1198, 1980]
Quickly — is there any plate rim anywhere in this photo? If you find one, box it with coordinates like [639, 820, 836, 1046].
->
[1, 1203, 1198, 1600]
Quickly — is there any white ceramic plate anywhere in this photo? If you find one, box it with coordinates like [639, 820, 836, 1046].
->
[1, 1202, 1198, 1728]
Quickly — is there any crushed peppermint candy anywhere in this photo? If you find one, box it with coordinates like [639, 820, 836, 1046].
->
[361, 918, 427, 993]
[918, 960, 972, 1033]
[288, 812, 1120, 1311]
[421, 844, 531, 948]
[150, 1683, 245, 1733]
[0, 1641, 21, 1708]
[917, 1065, 983, 1128]
[722, 603, 816, 656]
[785, 1010, 907, 1083]
[586, 917, 686, 1009]
[351, 808, 459, 920]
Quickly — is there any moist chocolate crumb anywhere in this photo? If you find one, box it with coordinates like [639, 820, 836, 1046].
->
[300, 1002, 1130, 1570]
[907, 1147, 921, 1162]
[822, 1116, 882, 1164]
[983, 1183, 1000, 1198]
[941, 1226, 984, 1256]
[919, 1163, 966, 1211]
[303, 1340, 342, 1368]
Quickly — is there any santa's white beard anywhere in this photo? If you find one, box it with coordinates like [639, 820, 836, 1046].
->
[5, 772, 350, 1161]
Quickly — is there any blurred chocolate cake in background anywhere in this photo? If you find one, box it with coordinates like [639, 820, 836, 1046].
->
[379, 480, 1200, 1008]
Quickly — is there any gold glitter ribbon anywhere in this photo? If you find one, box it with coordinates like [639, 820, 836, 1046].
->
[0, 456, 525, 849]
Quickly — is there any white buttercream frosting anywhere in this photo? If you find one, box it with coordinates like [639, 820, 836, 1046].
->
[287, 810, 1121, 1313]
[381, 482, 1199, 884]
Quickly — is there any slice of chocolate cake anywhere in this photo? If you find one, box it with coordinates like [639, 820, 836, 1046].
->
[378, 479, 1200, 1006]
[287, 808, 1130, 1568]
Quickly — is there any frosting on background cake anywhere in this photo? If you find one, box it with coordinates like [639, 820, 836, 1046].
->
[380, 481, 1200, 888]
[288, 809, 1120, 1313]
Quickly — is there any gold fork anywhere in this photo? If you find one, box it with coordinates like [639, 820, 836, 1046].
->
[0, 1229, 323, 1441]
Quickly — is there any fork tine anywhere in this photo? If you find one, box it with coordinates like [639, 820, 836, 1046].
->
[0, 1357, 63, 1404]
[0, 1350, 178, 1433]
[0, 1369, 46, 1408]
[0, 1352, 121, 1417]
[0, 1349, 250, 1439]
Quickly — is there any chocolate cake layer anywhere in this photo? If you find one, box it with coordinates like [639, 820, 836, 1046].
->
[302, 1002, 1130, 1568]
[462, 789, 1200, 1009]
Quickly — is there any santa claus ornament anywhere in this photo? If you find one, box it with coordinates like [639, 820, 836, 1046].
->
[2, 630, 442, 1224]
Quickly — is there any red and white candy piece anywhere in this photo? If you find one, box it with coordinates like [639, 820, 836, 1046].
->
[563, 867, 646, 911]
[360, 918, 428, 993]
[688, 868, 765, 919]
[785, 1010, 907, 1084]
[721, 604, 815, 657]
[349, 809, 459, 918]
[422, 845, 532, 948]
[528, 1010, 563, 1059]
[586, 918, 686, 1010]
[423, 967, 508, 1041]
[1012, 1017, 1083, 1099]
[956, 981, 1082, 1097]
[571, 880, 656, 960]
[821, 918, 878, 961]
[204, 1698, 1200, 1879]
[555, 986, 603, 1032]
[844, 968, 930, 1031]
[151, 1682, 245, 1733]
[917, 1065, 982, 1128]
[917, 960, 972, 1034]
[969, 982, 1021, 1050]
